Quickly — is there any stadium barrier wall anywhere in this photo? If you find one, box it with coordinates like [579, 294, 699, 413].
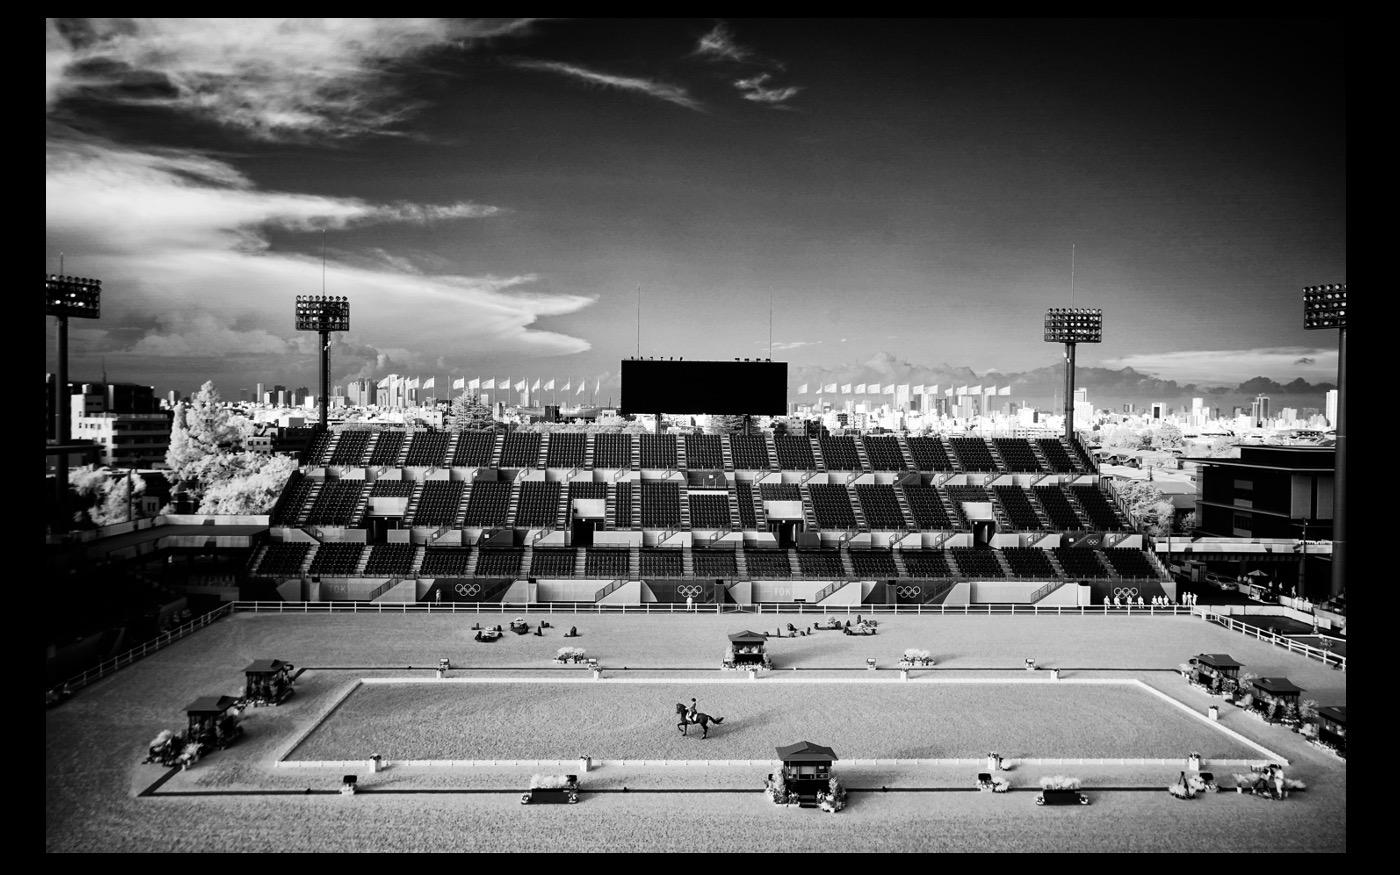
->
[1205, 612, 1345, 672]
[48, 603, 235, 698]
[229, 601, 1198, 618]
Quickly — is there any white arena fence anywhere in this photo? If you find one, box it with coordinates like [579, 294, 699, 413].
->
[48, 603, 235, 698]
[1205, 612, 1346, 672]
[229, 600, 1196, 618]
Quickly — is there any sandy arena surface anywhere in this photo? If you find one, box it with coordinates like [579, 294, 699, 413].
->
[46, 610, 1347, 853]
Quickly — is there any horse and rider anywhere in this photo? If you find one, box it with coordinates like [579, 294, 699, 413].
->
[675, 697, 725, 739]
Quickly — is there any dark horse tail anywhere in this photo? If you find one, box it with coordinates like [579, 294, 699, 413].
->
[712, 716, 724, 724]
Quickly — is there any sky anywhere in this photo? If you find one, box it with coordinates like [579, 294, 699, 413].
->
[45, 18, 1346, 401]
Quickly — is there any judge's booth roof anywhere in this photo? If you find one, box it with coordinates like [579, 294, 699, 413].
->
[776, 741, 839, 763]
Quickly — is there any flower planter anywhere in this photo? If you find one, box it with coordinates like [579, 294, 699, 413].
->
[1036, 789, 1089, 806]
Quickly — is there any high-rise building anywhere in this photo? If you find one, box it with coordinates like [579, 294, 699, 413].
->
[1325, 389, 1338, 427]
[1250, 393, 1270, 427]
[255, 382, 266, 406]
[1150, 402, 1165, 420]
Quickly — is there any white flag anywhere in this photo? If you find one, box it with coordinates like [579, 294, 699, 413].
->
[946, 387, 954, 397]
[376, 376, 390, 389]
[468, 378, 480, 391]
[482, 378, 495, 390]
[928, 385, 938, 396]
[841, 384, 852, 394]
[515, 380, 526, 393]
[531, 379, 541, 391]
[452, 377, 465, 391]
[422, 377, 435, 390]
[824, 383, 837, 394]
[577, 381, 586, 395]
[855, 383, 867, 394]
[406, 377, 419, 390]
[882, 384, 895, 394]
[544, 379, 555, 391]
[797, 383, 809, 394]
[999, 385, 1011, 396]
[912, 384, 924, 395]
[967, 385, 981, 395]
[561, 380, 571, 393]
[956, 385, 968, 396]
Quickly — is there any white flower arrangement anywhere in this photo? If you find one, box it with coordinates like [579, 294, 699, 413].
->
[1039, 775, 1081, 791]
[528, 774, 576, 790]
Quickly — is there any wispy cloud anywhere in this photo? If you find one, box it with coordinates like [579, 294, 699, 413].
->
[46, 137, 594, 371]
[512, 59, 703, 111]
[696, 23, 751, 62]
[1100, 348, 1339, 385]
[768, 340, 822, 351]
[734, 72, 801, 106]
[46, 18, 535, 139]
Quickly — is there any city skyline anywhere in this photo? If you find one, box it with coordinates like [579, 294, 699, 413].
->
[46, 19, 1345, 398]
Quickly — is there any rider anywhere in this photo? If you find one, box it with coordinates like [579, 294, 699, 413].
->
[687, 698, 699, 722]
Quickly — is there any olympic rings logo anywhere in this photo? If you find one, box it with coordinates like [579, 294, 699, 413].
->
[455, 583, 481, 597]
[1113, 586, 1139, 599]
[895, 586, 922, 598]
[677, 585, 703, 598]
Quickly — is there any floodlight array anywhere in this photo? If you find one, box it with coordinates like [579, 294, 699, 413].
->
[45, 275, 102, 319]
[1302, 284, 1346, 330]
[295, 295, 350, 331]
[1043, 307, 1102, 343]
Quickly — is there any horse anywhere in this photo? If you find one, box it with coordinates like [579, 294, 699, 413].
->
[675, 703, 724, 739]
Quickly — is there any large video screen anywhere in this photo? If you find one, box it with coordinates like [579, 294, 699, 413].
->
[620, 359, 788, 415]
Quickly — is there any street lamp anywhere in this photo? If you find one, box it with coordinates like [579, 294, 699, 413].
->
[1302, 283, 1345, 600]
[1044, 308, 1102, 443]
[294, 295, 350, 430]
[47, 274, 102, 531]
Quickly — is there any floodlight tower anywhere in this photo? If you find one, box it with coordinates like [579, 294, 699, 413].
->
[295, 295, 349, 430]
[1044, 308, 1102, 443]
[46, 274, 102, 531]
[1303, 283, 1346, 599]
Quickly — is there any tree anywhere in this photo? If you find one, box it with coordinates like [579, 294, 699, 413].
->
[1150, 422, 1184, 449]
[165, 381, 243, 488]
[91, 471, 147, 526]
[705, 415, 747, 436]
[1115, 479, 1175, 536]
[449, 393, 496, 431]
[197, 454, 298, 515]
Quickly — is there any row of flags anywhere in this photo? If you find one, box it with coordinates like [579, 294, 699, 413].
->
[794, 383, 1013, 397]
[371, 375, 601, 398]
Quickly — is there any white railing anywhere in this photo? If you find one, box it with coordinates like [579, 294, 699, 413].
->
[49, 603, 234, 696]
[1205, 612, 1346, 672]
[227, 600, 1198, 618]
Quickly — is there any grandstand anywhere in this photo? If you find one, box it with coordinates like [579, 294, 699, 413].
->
[243, 422, 1168, 606]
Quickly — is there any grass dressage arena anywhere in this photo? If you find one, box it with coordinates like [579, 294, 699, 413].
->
[46, 610, 1347, 853]
[285, 680, 1266, 764]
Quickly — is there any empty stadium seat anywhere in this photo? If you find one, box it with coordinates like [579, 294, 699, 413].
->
[420, 547, 472, 577]
[901, 550, 953, 577]
[902, 485, 954, 530]
[308, 543, 363, 576]
[452, 431, 497, 467]
[735, 480, 758, 527]
[330, 431, 369, 466]
[546, 432, 586, 468]
[272, 477, 316, 525]
[462, 481, 510, 527]
[639, 434, 677, 469]
[692, 550, 737, 578]
[370, 479, 415, 498]
[639, 549, 683, 577]
[592, 433, 631, 468]
[1001, 547, 1056, 578]
[688, 493, 732, 528]
[992, 438, 1043, 473]
[1100, 548, 1157, 578]
[584, 548, 629, 577]
[1036, 439, 1077, 473]
[759, 482, 800, 501]
[951, 547, 1005, 578]
[950, 438, 998, 471]
[774, 435, 815, 470]
[410, 481, 464, 526]
[808, 483, 857, 529]
[1069, 485, 1127, 530]
[1034, 485, 1085, 530]
[684, 434, 722, 469]
[530, 548, 575, 577]
[367, 431, 404, 466]
[797, 550, 845, 578]
[856, 484, 908, 529]
[849, 550, 897, 577]
[306, 481, 368, 526]
[404, 432, 450, 467]
[1054, 548, 1108, 578]
[744, 549, 791, 577]
[818, 436, 861, 471]
[612, 486, 633, 529]
[992, 485, 1044, 530]
[729, 435, 771, 469]
[475, 549, 523, 577]
[499, 433, 541, 468]
[364, 544, 416, 576]
[256, 543, 311, 575]
[906, 437, 954, 471]
[515, 481, 561, 527]
[302, 431, 334, 466]
[640, 481, 682, 527]
[862, 436, 907, 471]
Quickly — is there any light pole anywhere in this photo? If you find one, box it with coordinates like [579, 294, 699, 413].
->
[46, 274, 102, 532]
[1043, 308, 1102, 444]
[294, 295, 350, 431]
[1302, 283, 1345, 600]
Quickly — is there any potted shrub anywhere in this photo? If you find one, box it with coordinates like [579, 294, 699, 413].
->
[1281, 701, 1301, 730]
[900, 649, 920, 668]
[766, 770, 789, 805]
[818, 776, 847, 813]
[1297, 699, 1320, 739]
